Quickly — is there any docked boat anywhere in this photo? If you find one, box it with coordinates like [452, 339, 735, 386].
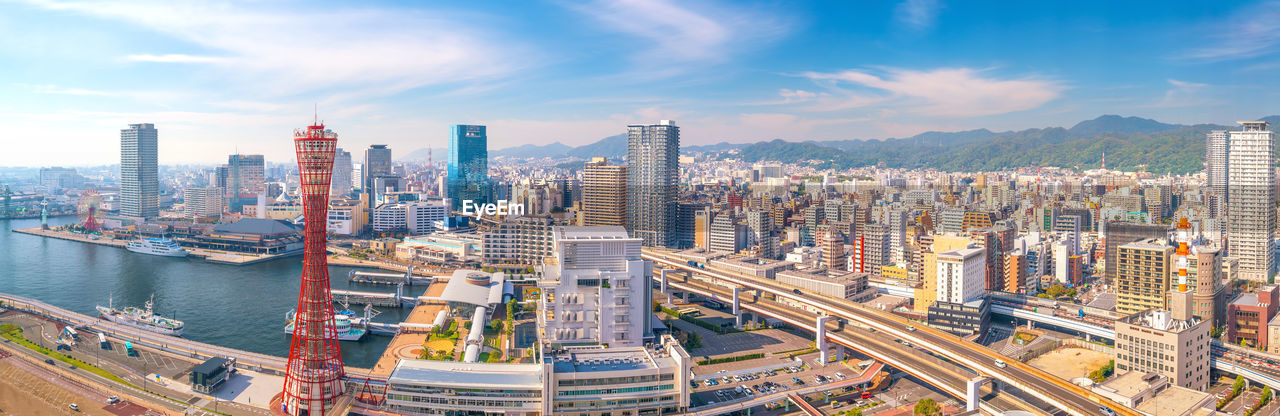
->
[283, 310, 367, 341]
[96, 295, 184, 337]
[126, 238, 188, 257]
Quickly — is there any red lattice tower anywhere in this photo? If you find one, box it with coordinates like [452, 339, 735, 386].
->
[281, 123, 345, 415]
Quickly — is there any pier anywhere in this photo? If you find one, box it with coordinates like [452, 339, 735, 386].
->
[348, 269, 435, 286]
[332, 285, 418, 308]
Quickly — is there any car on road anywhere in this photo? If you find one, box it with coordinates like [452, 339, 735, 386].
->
[906, 325, 916, 332]
[792, 289, 803, 295]
[831, 401, 842, 409]
[44, 359, 55, 365]
[1100, 405, 1116, 416]
[107, 396, 120, 404]
[994, 359, 1007, 368]
[69, 404, 79, 411]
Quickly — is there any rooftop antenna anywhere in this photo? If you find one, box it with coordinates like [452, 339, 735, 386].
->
[313, 103, 318, 126]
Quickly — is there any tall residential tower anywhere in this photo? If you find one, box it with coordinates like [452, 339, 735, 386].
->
[1227, 121, 1275, 281]
[119, 123, 159, 219]
[626, 120, 679, 247]
[1205, 130, 1229, 219]
[582, 157, 627, 226]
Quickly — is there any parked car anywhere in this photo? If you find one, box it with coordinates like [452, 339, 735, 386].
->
[107, 396, 120, 404]
[69, 404, 79, 411]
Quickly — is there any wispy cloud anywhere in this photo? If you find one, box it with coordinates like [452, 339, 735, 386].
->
[25, 84, 115, 96]
[1185, 1, 1280, 61]
[798, 67, 1064, 117]
[564, 0, 788, 67]
[123, 54, 226, 64]
[13, 0, 529, 98]
[894, 0, 943, 32]
[1144, 79, 1215, 108]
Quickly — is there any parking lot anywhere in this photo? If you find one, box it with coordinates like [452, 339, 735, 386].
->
[689, 353, 880, 407]
[1, 313, 195, 380]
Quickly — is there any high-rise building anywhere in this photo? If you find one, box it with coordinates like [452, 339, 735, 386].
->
[709, 212, 745, 253]
[363, 144, 392, 192]
[332, 148, 353, 198]
[677, 202, 710, 249]
[183, 187, 223, 219]
[746, 210, 777, 260]
[538, 226, 651, 347]
[1104, 221, 1169, 282]
[819, 229, 847, 272]
[447, 125, 491, 210]
[626, 120, 679, 247]
[1206, 130, 1229, 219]
[282, 122, 344, 414]
[935, 247, 986, 304]
[119, 123, 159, 219]
[582, 157, 627, 227]
[226, 154, 265, 213]
[1115, 239, 1173, 315]
[483, 215, 555, 269]
[1227, 121, 1275, 281]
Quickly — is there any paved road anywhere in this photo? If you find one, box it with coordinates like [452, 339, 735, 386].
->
[647, 250, 1129, 416]
[663, 273, 1045, 416]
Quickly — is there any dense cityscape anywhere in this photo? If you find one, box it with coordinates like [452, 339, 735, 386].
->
[3, 1, 1280, 416]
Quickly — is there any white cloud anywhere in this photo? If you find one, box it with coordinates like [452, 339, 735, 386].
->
[894, 0, 943, 32]
[799, 67, 1064, 117]
[14, 0, 528, 97]
[1186, 1, 1280, 61]
[565, 0, 788, 66]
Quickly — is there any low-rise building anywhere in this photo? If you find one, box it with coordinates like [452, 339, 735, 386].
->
[1114, 309, 1210, 391]
[775, 268, 875, 302]
[707, 256, 794, 279]
[1227, 286, 1279, 350]
[1090, 371, 1214, 416]
[483, 216, 555, 271]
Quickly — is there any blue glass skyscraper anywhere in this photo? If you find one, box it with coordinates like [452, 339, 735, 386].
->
[447, 124, 491, 210]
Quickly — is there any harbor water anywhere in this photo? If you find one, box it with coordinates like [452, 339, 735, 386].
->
[0, 216, 421, 368]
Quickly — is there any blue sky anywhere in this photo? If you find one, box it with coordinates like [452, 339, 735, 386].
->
[1, 0, 1278, 166]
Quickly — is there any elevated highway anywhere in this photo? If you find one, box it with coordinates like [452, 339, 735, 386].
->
[645, 249, 1133, 416]
[663, 274, 1044, 415]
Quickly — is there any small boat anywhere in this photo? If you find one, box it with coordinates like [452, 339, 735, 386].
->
[126, 238, 188, 257]
[283, 310, 366, 341]
[96, 294, 184, 337]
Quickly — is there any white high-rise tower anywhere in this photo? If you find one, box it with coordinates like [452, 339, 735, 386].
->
[1227, 121, 1274, 281]
[120, 123, 159, 219]
[1206, 130, 1229, 218]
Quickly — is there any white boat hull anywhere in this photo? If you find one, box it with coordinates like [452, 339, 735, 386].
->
[97, 307, 183, 337]
[126, 246, 189, 257]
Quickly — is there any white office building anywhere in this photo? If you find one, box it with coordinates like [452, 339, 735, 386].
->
[372, 200, 448, 235]
[936, 247, 986, 304]
[538, 226, 651, 347]
[119, 123, 159, 219]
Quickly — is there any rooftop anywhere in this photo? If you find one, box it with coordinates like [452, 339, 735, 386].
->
[389, 359, 543, 389]
[550, 345, 673, 374]
[1096, 371, 1164, 398]
[435, 269, 506, 307]
[211, 218, 299, 235]
[1121, 309, 1200, 332]
[556, 226, 631, 240]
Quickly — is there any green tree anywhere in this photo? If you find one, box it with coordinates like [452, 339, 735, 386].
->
[913, 398, 940, 416]
[1234, 375, 1246, 397]
[1262, 386, 1273, 407]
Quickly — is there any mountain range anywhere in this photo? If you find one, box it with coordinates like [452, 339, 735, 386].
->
[402, 115, 1280, 174]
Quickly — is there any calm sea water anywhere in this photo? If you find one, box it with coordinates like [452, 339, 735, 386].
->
[0, 216, 420, 368]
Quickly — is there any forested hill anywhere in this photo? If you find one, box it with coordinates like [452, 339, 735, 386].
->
[721, 115, 1280, 174]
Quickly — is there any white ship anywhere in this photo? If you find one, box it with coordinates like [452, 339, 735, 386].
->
[96, 295, 184, 337]
[126, 238, 188, 257]
[283, 310, 367, 341]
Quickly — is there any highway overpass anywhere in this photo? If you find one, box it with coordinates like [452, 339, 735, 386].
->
[645, 249, 1132, 416]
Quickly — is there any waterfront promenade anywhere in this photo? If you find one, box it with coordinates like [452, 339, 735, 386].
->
[13, 227, 296, 265]
[0, 292, 374, 376]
